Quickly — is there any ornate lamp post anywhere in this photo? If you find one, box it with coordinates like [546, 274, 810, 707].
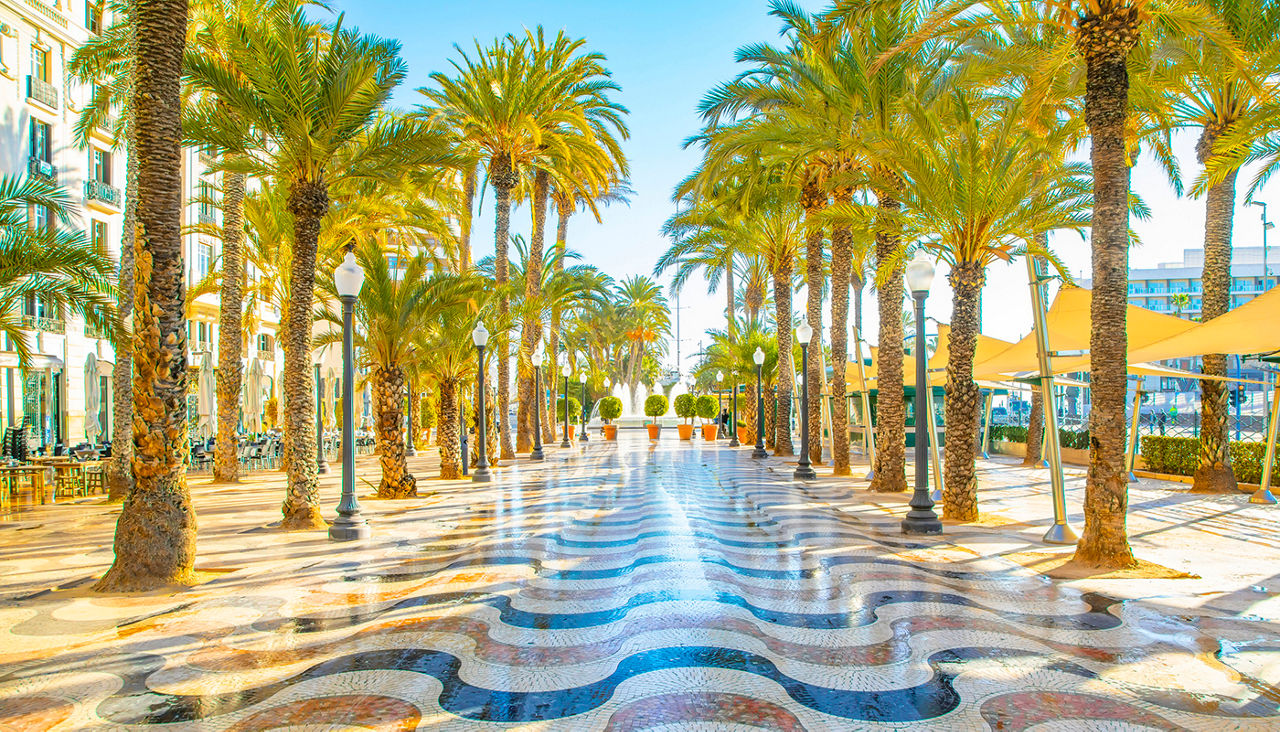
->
[729, 370, 740, 447]
[753, 348, 767, 458]
[579, 372, 589, 442]
[716, 370, 724, 439]
[560, 362, 572, 448]
[794, 321, 817, 480]
[472, 321, 492, 483]
[315, 363, 329, 474]
[901, 253, 942, 535]
[329, 251, 369, 541]
[531, 340, 545, 461]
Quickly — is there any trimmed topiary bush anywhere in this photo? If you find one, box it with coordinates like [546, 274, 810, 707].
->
[695, 394, 718, 422]
[673, 393, 696, 423]
[598, 396, 623, 422]
[644, 394, 669, 419]
[556, 396, 582, 424]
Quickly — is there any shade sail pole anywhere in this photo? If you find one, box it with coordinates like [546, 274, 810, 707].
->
[980, 390, 993, 459]
[1251, 381, 1280, 505]
[1028, 255, 1077, 545]
[854, 327, 876, 481]
[1126, 382, 1143, 483]
[926, 386, 944, 502]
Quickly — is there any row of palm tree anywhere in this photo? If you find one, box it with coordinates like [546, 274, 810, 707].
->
[660, 0, 1280, 570]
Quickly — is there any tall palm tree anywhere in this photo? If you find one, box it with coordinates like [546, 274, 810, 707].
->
[417, 294, 490, 480]
[657, 189, 743, 338]
[96, 0, 192, 592]
[184, 7, 453, 528]
[615, 276, 672, 408]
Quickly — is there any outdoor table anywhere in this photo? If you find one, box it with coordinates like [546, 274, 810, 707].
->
[51, 463, 88, 498]
[0, 465, 48, 506]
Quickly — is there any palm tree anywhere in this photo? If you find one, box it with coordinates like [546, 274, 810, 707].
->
[96, 0, 193, 592]
[615, 276, 672, 408]
[417, 297, 489, 480]
[184, 7, 453, 528]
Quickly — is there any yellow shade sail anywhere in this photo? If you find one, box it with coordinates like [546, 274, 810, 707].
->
[1129, 286, 1280, 362]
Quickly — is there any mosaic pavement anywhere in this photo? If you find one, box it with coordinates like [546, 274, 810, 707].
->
[2, 436, 1280, 730]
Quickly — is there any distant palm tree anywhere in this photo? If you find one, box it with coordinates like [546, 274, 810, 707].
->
[616, 276, 672, 409]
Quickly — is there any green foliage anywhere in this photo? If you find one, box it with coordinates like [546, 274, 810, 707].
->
[673, 393, 696, 421]
[264, 397, 279, 427]
[556, 396, 582, 424]
[419, 394, 436, 431]
[643, 394, 668, 418]
[597, 396, 623, 421]
[1141, 436, 1280, 486]
[988, 425, 1089, 450]
[695, 394, 718, 421]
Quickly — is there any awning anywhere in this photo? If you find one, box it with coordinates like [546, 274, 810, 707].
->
[1129, 286, 1280, 362]
[0, 352, 64, 370]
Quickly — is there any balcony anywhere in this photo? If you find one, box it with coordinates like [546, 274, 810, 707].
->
[85, 179, 122, 209]
[198, 149, 218, 166]
[24, 0, 67, 27]
[28, 157, 57, 184]
[258, 349, 275, 362]
[26, 75, 58, 109]
[84, 323, 111, 340]
[198, 208, 217, 225]
[21, 315, 65, 335]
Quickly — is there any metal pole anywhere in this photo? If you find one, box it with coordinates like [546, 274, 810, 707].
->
[1235, 357, 1243, 441]
[926, 385, 944, 503]
[330, 295, 369, 541]
[716, 384, 723, 439]
[473, 345, 491, 482]
[405, 377, 416, 457]
[902, 291, 941, 534]
[315, 363, 329, 474]
[1028, 256, 1076, 545]
[753, 364, 766, 458]
[980, 390, 993, 459]
[1126, 381, 1142, 482]
[531, 366, 544, 460]
[460, 399, 468, 476]
[794, 344, 816, 480]
[729, 377, 740, 447]
[560, 375, 571, 448]
[854, 328, 876, 480]
[580, 381, 589, 443]
[1251, 382, 1280, 504]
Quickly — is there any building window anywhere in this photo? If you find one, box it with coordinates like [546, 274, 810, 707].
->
[32, 204, 52, 231]
[86, 2, 104, 34]
[196, 240, 213, 280]
[91, 148, 111, 184]
[257, 334, 274, 353]
[30, 120, 51, 162]
[91, 220, 108, 250]
[31, 45, 49, 83]
[197, 180, 217, 222]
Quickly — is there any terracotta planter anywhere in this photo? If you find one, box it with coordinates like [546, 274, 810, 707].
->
[566, 425, 576, 441]
[646, 423, 661, 439]
[677, 424, 694, 440]
[603, 424, 617, 441]
[701, 424, 718, 441]
[737, 426, 747, 444]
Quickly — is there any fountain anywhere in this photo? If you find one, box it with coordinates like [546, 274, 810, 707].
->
[588, 379, 689, 429]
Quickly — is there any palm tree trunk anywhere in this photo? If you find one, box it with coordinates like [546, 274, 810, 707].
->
[213, 170, 246, 483]
[803, 182, 825, 465]
[744, 387, 758, 445]
[1023, 389, 1045, 466]
[492, 177, 515, 461]
[942, 261, 985, 522]
[279, 180, 327, 530]
[1193, 130, 1239, 493]
[438, 380, 460, 479]
[374, 364, 415, 498]
[546, 201, 569, 443]
[772, 265, 794, 456]
[764, 385, 776, 450]
[96, 0, 194, 592]
[829, 202, 852, 476]
[852, 271, 864, 336]
[1073, 10, 1140, 569]
[871, 196, 906, 492]
[106, 139, 137, 501]
[458, 164, 477, 271]
[517, 170, 550, 453]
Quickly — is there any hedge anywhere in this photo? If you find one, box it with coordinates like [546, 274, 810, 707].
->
[988, 424, 1088, 450]
[1141, 435, 1280, 486]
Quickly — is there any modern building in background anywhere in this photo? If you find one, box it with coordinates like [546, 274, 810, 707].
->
[0, 0, 285, 454]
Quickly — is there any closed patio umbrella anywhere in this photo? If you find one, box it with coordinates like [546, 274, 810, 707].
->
[246, 358, 263, 432]
[84, 352, 101, 443]
[198, 352, 215, 437]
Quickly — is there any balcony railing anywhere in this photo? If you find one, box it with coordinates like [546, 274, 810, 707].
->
[198, 208, 217, 224]
[28, 156, 56, 183]
[24, 0, 67, 27]
[85, 179, 122, 208]
[258, 349, 275, 362]
[26, 75, 58, 109]
[21, 315, 65, 334]
[85, 323, 111, 340]
[198, 149, 218, 166]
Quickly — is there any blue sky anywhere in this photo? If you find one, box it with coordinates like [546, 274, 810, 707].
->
[329, 0, 1278, 369]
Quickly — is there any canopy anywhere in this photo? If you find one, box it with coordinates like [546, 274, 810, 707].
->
[84, 352, 100, 442]
[1130, 286, 1280, 362]
[197, 352, 215, 436]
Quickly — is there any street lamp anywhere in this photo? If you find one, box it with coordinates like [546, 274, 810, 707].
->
[531, 340, 545, 461]
[1252, 201, 1273, 288]
[753, 348, 767, 458]
[716, 370, 724, 439]
[329, 250, 369, 541]
[794, 320, 816, 480]
[472, 321, 491, 483]
[315, 362, 329, 474]
[579, 372, 589, 443]
[560, 362, 572, 448]
[729, 370, 740, 447]
[902, 253, 942, 535]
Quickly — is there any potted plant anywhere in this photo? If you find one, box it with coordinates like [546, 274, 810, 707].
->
[598, 396, 623, 440]
[644, 394, 668, 439]
[696, 395, 719, 441]
[736, 418, 747, 445]
[674, 393, 696, 440]
[557, 395, 581, 441]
